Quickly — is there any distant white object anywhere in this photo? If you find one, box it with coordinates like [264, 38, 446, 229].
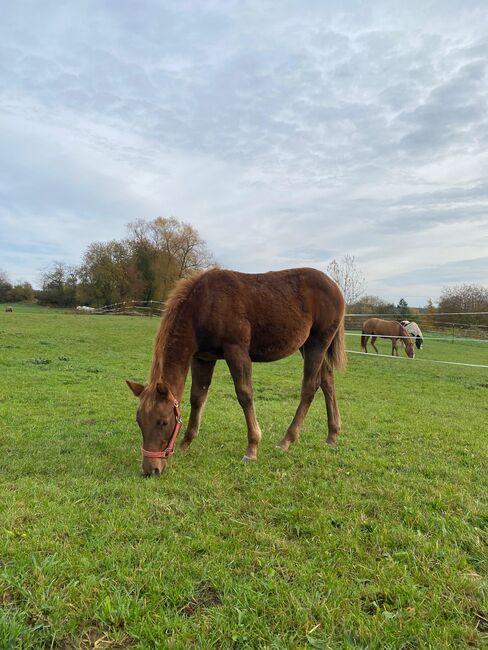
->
[400, 320, 423, 349]
[76, 305, 96, 312]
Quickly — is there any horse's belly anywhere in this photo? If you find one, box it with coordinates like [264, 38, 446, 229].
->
[250, 346, 298, 362]
[249, 323, 309, 362]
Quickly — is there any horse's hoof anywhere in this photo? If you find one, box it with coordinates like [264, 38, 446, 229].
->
[275, 443, 288, 452]
[326, 439, 337, 448]
[242, 455, 257, 462]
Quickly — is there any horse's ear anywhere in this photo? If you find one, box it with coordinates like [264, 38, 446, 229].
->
[156, 381, 169, 397]
[126, 380, 145, 397]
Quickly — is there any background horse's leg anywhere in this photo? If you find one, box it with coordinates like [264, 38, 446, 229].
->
[371, 336, 379, 354]
[180, 357, 216, 450]
[361, 334, 369, 353]
[277, 339, 325, 451]
[320, 361, 341, 446]
[392, 338, 398, 356]
[224, 344, 262, 461]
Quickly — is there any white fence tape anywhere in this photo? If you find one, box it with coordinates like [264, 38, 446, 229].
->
[347, 350, 488, 369]
[346, 331, 488, 343]
[347, 311, 488, 317]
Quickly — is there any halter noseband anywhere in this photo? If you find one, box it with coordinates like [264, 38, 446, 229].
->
[141, 401, 183, 460]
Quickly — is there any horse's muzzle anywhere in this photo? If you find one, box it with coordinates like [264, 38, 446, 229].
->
[141, 458, 167, 477]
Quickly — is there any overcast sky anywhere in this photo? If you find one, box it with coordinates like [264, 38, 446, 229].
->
[1, 1, 487, 303]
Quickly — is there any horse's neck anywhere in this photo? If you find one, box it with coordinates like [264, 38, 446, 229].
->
[151, 322, 195, 401]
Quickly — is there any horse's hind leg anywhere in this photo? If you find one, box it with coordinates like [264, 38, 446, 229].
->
[320, 361, 341, 446]
[392, 338, 398, 356]
[277, 339, 324, 451]
[180, 357, 216, 450]
[224, 344, 262, 461]
[371, 336, 379, 354]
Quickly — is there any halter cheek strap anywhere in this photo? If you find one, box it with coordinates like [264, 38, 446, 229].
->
[141, 401, 183, 460]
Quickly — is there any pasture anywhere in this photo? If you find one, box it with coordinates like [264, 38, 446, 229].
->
[0, 308, 487, 649]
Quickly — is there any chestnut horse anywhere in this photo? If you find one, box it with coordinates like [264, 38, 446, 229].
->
[127, 267, 346, 475]
[361, 318, 415, 358]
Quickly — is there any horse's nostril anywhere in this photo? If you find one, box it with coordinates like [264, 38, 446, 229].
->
[151, 468, 161, 476]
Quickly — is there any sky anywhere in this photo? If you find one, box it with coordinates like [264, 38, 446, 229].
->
[1, 0, 487, 304]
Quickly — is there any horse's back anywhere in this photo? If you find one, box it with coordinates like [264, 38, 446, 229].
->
[362, 317, 400, 336]
[200, 267, 342, 313]
[192, 268, 344, 361]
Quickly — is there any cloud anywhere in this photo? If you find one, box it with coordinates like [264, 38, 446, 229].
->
[1, 0, 487, 301]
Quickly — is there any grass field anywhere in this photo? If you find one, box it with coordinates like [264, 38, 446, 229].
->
[0, 307, 487, 649]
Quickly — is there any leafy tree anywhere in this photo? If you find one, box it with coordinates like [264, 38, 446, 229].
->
[347, 295, 396, 315]
[346, 295, 396, 331]
[327, 254, 366, 305]
[126, 217, 216, 301]
[423, 298, 436, 330]
[10, 282, 35, 302]
[78, 241, 137, 306]
[436, 284, 488, 327]
[0, 269, 13, 302]
[396, 298, 411, 318]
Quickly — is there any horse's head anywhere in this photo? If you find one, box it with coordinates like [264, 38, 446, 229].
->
[402, 332, 415, 358]
[126, 380, 180, 476]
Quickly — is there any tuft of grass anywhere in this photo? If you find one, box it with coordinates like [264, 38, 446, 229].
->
[0, 306, 487, 648]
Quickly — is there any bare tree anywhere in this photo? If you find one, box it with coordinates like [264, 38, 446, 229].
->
[39, 261, 78, 307]
[327, 254, 366, 305]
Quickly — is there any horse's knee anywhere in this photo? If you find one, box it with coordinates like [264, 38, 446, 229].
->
[301, 382, 319, 404]
[236, 391, 253, 409]
[190, 394, 206, 410]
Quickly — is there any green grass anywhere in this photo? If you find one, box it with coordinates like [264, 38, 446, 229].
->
[0, 308, 487, 649]
[0, 303, 67, 314]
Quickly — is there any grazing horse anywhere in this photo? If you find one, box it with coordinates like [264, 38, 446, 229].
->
[127, 267, 346, 476]
[400, 320, 424, 350]
[361, 318, 415, 358]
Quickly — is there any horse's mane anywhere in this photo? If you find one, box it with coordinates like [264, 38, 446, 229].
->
[151, 270, 208, 381]
[398, 322, 413, 348]
[138, 269, 217, 413]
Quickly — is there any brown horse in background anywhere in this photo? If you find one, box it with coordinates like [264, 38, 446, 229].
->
[127, 267, 346, 475]
[361, 318, 415, 358]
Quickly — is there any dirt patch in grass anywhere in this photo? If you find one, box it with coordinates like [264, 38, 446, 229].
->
[1, 588, 22, 607]
[179, 581, 222, 617]
[54, 627, 133, 649]
[471, 602, 488, 634]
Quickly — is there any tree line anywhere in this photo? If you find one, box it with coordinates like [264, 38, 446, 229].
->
[327, 254, 488, 329]
[1, 217, 215, 308]
[2, 240, 487, 329]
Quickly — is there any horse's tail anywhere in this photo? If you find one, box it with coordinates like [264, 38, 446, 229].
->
[326, 317, 347, 371]
[360, 331, 367, 351]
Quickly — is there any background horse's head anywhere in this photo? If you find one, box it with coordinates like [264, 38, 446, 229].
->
[127, 380, 179, 476]
[400, 326, 415, 358]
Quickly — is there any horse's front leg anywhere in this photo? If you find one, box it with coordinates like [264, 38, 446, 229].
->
[180, 357, 216, 450]
[392, 338, 398, 356]
[371, 336, 379, 354]
[224, 344, 262, 461]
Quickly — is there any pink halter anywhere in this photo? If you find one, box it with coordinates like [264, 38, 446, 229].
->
[141, 401, 183, 459]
